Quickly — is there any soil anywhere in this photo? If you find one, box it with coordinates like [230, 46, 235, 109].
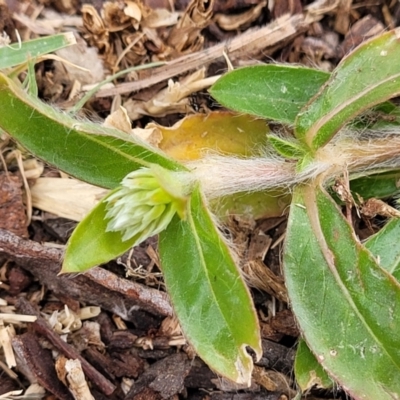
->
[0, 1, 398, 399]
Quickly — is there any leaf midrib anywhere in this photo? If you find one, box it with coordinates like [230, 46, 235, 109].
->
[303, 185, 400, 370]
[188, 191, 237, 351]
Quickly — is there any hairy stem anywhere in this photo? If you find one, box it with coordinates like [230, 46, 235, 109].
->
[186, 130, 400, 199]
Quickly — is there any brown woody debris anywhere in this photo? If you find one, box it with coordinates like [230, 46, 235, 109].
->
[96, 12, 323, 97]
[0, 229, 173, 318]
[333, 0, 352, 35]
[7, 265, 32, 296]
[0, 173, 28, 238]
[253, 366, 294, 396]
[125, 352, 191, 399]
[257, 340, 295, 374]
[0, 1, 16, 41]
[16, 297, 117, 396]
[12, 332, 73, 400]
[1, 2, 395, 399]
[361, 198, 400, 219]
[214, 1, 267, 31]
[272, 0, 302, 18]
[270, 309, 299, 337]
[85, 346, 145, 379]
[340, 15, 385, 56]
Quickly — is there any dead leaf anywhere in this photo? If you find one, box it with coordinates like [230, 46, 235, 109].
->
[155, 111, 269, 161]
[104, 106, 132, 133]
[30, 178, 108, 222]
[142, 8, 180, 28]
[214, 1, 267, 31]
[103, 2, 134, 32]
[123, 68, 217, 120]
[361, 198, 400, 219]
[167, 0, 213, 54]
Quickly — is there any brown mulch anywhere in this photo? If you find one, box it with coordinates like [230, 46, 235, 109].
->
[0, 0, 398, 399]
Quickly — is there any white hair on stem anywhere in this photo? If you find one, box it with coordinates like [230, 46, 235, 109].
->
[325, 127, 400, 176]
[183, 126, 400, 199]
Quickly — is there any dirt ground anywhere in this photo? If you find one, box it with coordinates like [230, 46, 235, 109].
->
[0, 0, 398, 399]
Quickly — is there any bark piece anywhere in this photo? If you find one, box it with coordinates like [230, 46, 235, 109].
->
[96, 312, 115, 344]
[108, 330, 138, 350]
[16, 297, 116, 396]
[7, 264, 32, 295]
[272, 0, 302, 18]
[0, 2, 17, 42]
[0, 173, 28, 238]
[211, 393, 284, 399]
[184, 359, 218, 388]
[270, 309, 299, 337]
[333, 0, 352, 35]
[0, 229, 173, 318]
[125, 353, 191, 399]
[340, 15, 385, 56]
[85, 347, 145, 379]
[84, 348, 116, 381]
[11, 332, 73, 400]
[260, 322, 284, 342]
[0, 373, 19, 396]
[257, 340, 295, 374]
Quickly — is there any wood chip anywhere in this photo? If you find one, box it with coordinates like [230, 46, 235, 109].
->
[12, 332, 74, 400]
[125, 353, 191, 399]
[16, 298, 116, 396]
[65, 359, 95, 400]
[0, 173, 28, 238]
[0, 229, 173, 318]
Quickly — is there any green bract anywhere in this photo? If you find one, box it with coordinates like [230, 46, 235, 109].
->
[105, 166, 190, 242]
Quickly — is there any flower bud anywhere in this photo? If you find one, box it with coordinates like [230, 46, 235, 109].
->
[104, 165, 189, 243]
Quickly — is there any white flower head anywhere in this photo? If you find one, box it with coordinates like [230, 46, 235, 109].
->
[104, 165, 190, 243]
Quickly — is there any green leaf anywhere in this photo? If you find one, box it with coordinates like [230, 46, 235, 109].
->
[350, 101, 400, 130]
[267, 135, 306, 159]
[294, 339, 333, 391]
[211, 189, 291, 220]
[0, 72, 186, 189]
[159, 184, 262, 384]
[365, 218, 400, 282]
[61, 191, 137, 273]
[295, 28, 400, 150]
[0, 33, 76, 69]
[349, 170, 400, 200]
[209, 65, 329, 124]
[25, 59, 38, 97]
[284, 185, 400, 399]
